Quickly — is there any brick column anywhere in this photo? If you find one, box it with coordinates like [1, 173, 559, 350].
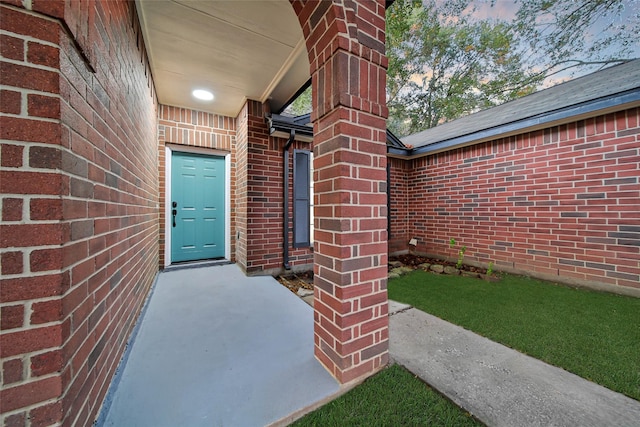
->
[235, 99, 284, 275]
[291, 0, 390, 383]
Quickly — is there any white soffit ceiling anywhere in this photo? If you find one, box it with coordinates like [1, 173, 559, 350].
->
[136, 0, 310, 117]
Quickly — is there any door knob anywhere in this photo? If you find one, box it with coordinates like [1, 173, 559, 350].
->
[172, 208, 177, 227]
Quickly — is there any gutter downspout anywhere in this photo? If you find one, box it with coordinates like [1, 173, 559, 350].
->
[283, 129, 295, 270]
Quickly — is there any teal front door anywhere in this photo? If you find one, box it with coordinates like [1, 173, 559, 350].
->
[171, 151, 225, 262]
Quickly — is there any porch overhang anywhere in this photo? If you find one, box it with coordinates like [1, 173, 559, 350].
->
[135, 0, 310, 117]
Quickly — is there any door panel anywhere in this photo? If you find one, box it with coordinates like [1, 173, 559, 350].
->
[171, 151, 225, 262]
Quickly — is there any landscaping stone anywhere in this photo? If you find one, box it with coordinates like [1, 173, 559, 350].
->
[302, 295, 314, 307]
[430, 264, 444, 273]
[461, 271, 481, 279]
[390, 266, 415, 277]
[389, 260, 403, 268]
[444, 266, 460, 275]
[297, 288, 314, 297]
[418, 263, 431, 270]
[388, 271, 401, 279]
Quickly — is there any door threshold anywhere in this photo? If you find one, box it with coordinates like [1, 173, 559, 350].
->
[164, 259, 231, 272]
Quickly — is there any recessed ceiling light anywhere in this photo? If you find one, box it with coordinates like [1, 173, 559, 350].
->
[192, 89, 214, 101]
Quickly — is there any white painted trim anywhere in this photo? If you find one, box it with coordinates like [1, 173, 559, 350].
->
[166, 143, 230, 158]
[165, 144, 231, 267]
[164, 145, 172, 268]
[224, 153, 231, 261]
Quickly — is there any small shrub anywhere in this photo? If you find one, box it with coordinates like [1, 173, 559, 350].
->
[487, 261, 494, 276]
[456, 246, 466, 269]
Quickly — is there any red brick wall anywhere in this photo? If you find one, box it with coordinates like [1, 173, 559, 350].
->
[1, 7, 67, 425]
[157, 105, 236, 267]
[291, 0, 390, 384]
[1, 1, 158, 425]
[390, 107, 640, 293]
[388, 157, 409, 253]
[243, 103, 283, 275]
[235, 100, 314, 275]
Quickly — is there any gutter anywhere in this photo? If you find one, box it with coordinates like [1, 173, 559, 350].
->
[268, 114, 314, 142]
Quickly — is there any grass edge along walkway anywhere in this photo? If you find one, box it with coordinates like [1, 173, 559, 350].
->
[291, 364, 482, 426]
[388, 270, 640, 401]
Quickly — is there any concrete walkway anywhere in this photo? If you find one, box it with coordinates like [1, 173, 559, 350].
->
[390, 307, 640, 427]
[98, 262, 640, 427]
[98, 264, 339, 427]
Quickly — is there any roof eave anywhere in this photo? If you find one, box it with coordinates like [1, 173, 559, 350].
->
[401, 88, 640, 159]
[268, 114, 314, 142]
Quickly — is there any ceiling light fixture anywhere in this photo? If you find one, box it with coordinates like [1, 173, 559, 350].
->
[192, 89, 214, 101]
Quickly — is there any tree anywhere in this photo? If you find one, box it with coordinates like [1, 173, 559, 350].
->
[283, 86, 312, 116]
[386, 0, 541, 136]
[284, 0, 636, 134]
[510, 0, 639, 83]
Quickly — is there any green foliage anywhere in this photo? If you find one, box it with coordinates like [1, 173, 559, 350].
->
[292, 364, 482, 426]
[386, 0, 541, 136]
[283, 86, 312, 116]
[511, 0, 638, 80]
[456, 246, 467, 269]
[448, 238, 467, 268]
[386, 0, 637, 136]
[389, 271, 640, 400]
[486, 261, 494, 276]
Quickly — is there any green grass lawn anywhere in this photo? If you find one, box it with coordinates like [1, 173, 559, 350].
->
[388, 270, 640, 400]
[292, 364, 482, 426]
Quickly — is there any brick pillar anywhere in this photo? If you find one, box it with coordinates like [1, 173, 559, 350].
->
[291, 0, 390, 383]
[235, 99, 282, 275]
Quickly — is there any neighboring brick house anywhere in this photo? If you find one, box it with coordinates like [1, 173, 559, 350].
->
[1, 1, 390, 425]
[388, 59, 640, 296]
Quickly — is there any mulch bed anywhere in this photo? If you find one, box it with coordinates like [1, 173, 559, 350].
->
[389, 253, 490, 275]
[276, 254, 495, 294]
[276, 270, 314, 294]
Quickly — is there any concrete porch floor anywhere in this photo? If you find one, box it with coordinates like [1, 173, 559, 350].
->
[98, 264, 339, 427]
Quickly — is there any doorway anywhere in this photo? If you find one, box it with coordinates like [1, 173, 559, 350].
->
[170, 150, 226, 263]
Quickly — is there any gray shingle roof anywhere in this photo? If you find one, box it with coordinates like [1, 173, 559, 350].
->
[401, 59, 640, 150]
